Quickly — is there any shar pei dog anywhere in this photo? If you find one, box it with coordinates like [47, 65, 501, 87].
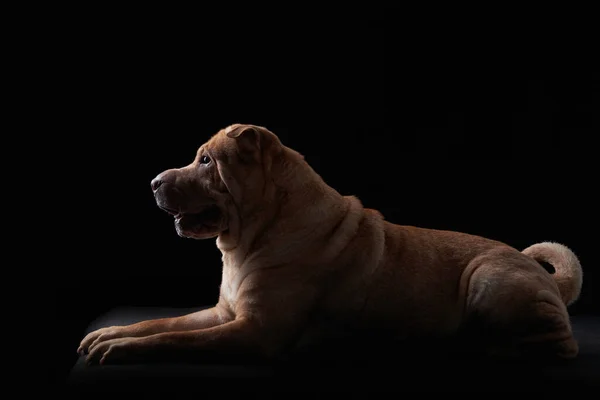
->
[79, 124, 583, 366]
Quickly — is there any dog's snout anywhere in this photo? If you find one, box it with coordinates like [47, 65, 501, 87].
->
[151, 177, 163, 192]
[152, 169, 180, 192]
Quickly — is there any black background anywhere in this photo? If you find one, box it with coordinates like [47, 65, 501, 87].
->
[54, 7, 598, 385]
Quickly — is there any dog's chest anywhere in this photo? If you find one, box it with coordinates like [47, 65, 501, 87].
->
[220, 267, 240, 306]
[219, 257, 263, 309]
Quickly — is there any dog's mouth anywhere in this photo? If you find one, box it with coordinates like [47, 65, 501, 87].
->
[160, 204, 224, 239]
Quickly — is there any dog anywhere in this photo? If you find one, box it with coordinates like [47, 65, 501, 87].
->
[78, 123, 583, 366]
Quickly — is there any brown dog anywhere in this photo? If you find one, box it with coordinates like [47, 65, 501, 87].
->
[78, 124, 583, 365]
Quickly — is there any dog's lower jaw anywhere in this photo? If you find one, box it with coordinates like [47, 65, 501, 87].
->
[174, 221, 222, 239]
[172, 205, 228, 239]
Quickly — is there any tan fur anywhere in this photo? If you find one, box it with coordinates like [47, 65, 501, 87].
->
[522, 242, 583, 306]
[79, 124, 583, 365]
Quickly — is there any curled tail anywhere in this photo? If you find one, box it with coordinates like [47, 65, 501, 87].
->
[522, 242, 583, 306]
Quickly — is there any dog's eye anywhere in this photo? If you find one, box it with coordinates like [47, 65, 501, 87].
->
[200, 155, 211, 164]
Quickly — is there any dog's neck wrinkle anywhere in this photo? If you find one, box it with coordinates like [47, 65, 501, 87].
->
[218, 147, 349, 266]
[232, 189, 353, 271]
[216, 147, 280, 253]
[220, 195, 363, 310]
[236, 147, 344, 241]
[226, 190, 285, 264]
[216, 168, 285, 259]
[273, 147, 344, 209]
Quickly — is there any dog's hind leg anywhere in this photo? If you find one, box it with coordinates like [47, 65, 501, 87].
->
[463, 253, 578, 361]
[512, 289, 578, 359]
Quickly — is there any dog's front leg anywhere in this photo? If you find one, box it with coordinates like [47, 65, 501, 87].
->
[78, 306, 231, 355]
[85, 317, 265, 365]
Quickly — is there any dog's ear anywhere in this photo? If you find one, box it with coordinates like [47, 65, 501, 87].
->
[225, 124, 261, 161]
[226, 124, 259, 140]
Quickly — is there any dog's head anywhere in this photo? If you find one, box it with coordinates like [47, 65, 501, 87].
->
[151, 124, 283, 240]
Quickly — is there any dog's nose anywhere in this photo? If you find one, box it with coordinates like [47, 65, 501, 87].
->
[152, 169, 179, 192]
[151, 177, 164, 192]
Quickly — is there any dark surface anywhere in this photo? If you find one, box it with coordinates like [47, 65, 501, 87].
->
[63, 306, 600, 396]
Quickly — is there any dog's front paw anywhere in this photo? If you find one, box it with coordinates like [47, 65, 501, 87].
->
[85, 337, 141, 365]
[78, 326, 131, 355]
